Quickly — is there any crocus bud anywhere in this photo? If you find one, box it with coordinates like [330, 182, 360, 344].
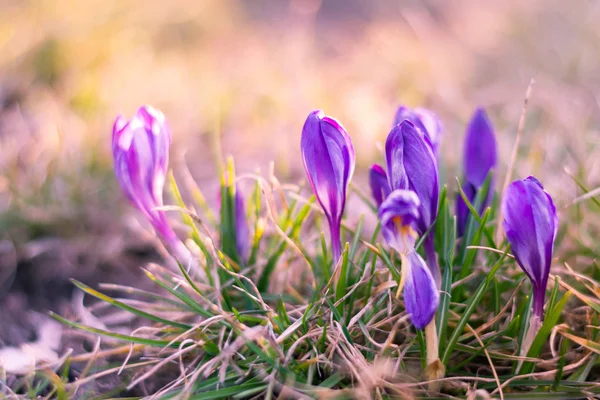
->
[112, 105, 175, 243]
[369, 164, 390, 207]
[301, 110, 355, 262]
[456, 108, 497, 236]
[112, 106, 196, 271]
[385, 121, 439, 235]
[378, 189, 439, 329]
[234, 186, 251, 262]
[502, 176, 558, 318]
[393, 106, 442, 157]
[404, 250, 440, 329]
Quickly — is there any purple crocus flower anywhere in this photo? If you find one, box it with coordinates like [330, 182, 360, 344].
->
[383, 120, 440, 284]
[456, 108, 497, 236]
[393, 106, 442, 157]
[112, 105, 177, 243]
[502, 176, 558, 318]
[378, 189, 439, 329]
[385, 121, 439, 236]
[301, 110, 355, 262]
[369, 164, 390, 207]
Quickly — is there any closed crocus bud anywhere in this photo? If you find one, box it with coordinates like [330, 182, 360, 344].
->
[234, 186, 251, 263]
[378, 189, 439, 329]
[113, 105, 174, 242]
[393, 106, 442, 157]
[385, 121, 439, 235]
[385, 120, 440, 285]
[456, 108, 497, 236]
[502, 176, 558, 319]
[113, 106, 193, 267]
[301, 110, 355, 262]
[404, 251, 440, 329]
[369, 164, 390, 207]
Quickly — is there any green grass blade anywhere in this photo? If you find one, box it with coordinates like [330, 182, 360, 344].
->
[71, 279, 192, 330]
[49, 312, 182, 348]
[520, 291, 572, 375]
[441, 246, 509, 365]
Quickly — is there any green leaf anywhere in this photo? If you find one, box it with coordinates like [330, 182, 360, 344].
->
[436, 254, 453, 350]
[247, 179, 264, 266]
[49, 312, 183, 348]
[515, 293, 533, 365]
[144, 269, 216, 320]
[190, 381, 267, 399]
[520, 291, 572, 375]
[219, 156, 241, 265]
[441, 246, 510, 365]
[71, 279, 192, 330]
[375, 244, 401, 282]
[274, 297, 291, 332]
[349, 214, 364, 260]
[168, 172, 213, 270]
[416, 329, 426, 371]
[458, 207, 491, 280]
[335, 242, 351, 315]
[257, 198, 313, 292]
[325, 297, 353, 345]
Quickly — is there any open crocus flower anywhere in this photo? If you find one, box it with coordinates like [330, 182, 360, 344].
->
[379, 189, 439, 329]
[301, 110, 355, 262]
[112, 105, 191, 264]
[502, 176, 558, 319]
[369, 164, 390, 207]
[456, 108, 497, 236]
[393, 106, 442, 158]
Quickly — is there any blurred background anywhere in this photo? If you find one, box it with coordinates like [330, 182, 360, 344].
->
[1, 0, 599, 358]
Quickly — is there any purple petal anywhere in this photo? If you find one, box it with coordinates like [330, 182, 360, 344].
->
[404, 251, 440, 329]
[301, 110, 355, 261]
[369, 164, 390, 207]
[235, 185, 251, 262]
[502, 176, 558, 317]
[464, 108, 497, 187]
[386, 121, 439, 234]
[385, 122, 410, 192]
[112, 115, 129, 155]
[414, 107, 443, 154]
[378, 189, 420, 253]
[393, 105, 442, 156]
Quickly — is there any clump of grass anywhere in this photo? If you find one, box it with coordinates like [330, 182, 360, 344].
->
[34, 151, 600, 399]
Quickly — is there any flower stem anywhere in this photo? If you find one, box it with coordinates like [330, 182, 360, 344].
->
[533, 291, 545, 320]
[169, 239, 201, 277]
[516, 314, 542, 372]
[424, 319, 445, 392]
[330, 224, 342, 264]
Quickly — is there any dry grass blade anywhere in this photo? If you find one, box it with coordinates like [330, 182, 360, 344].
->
[127, 341, 199, 390]
[465, 324, 504, 400]
[495, 78, 535, 243]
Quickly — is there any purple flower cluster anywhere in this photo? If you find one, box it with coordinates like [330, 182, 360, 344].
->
[373, 111, 441, 328]
[111, 103, 558, 330]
